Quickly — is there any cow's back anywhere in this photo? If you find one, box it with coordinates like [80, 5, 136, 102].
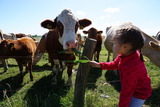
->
[20, 37, 36, 54]
[12, 37, 36, 56]
[104, 26, 117, 53]
[3, 33, 16, 40]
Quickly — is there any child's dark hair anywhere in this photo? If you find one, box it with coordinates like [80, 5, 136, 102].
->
[113, 27, 144, 62]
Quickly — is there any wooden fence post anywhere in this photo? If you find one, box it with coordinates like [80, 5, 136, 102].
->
[73, 38, 97, 107]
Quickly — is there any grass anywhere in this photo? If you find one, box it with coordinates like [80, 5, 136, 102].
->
[0, 38, 160, 107]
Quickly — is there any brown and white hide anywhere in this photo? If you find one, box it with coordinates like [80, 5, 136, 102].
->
[38, 9, 92, 85]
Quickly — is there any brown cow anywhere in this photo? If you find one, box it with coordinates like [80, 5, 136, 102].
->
[83, 27, 103, 62]
[0, 31, 37, 72]
[37, 9, 91, 85]
[0, 37, 36, 81]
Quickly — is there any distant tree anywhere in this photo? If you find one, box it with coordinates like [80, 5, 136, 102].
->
[152, 35, 156, 38]
[33, 34, 38, 37]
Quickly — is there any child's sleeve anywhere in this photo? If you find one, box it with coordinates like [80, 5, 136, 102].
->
[100, 56, 120, 70]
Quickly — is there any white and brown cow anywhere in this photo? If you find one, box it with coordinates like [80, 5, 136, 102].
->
[36, 9, 92, 84]
[2, 33, 16, 40]
[104, 22, 160, 69]
[0, 37, 36, 81]
[83, 27, 103, 62]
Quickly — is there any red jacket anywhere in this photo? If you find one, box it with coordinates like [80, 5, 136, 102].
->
[100, 51, 152, 107]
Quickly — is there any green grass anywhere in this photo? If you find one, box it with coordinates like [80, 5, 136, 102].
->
[0, 40, 160, 107]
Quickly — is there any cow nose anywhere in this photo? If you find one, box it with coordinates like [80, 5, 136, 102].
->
[66, 40, 78, 49]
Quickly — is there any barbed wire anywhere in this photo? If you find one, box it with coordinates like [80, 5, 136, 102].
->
[0, 56, 40, 59]
[1, 73, 160, 93]
[0, 80, 120, 93]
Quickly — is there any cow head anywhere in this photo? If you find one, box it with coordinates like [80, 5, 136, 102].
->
[83, 27, 103, 39]
[41, 9, 92, 53]
[0, 40, 14, 56]
[145, 41, 160, 68]
[149, 41, 160, 49]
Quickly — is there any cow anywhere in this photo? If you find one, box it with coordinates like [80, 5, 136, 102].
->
[155, 31, 160, 40]
[0, 30, 9, 73]
[75, 33, 86, 59]
[83, 27, 103, 62]
[2, 32, 35, 41]
[33, 33, 48, 65]
[0, 37, 36, 81]
[104, 22, 160, 69]
[36, 9, 92, 85]
[0, 30, 37, 72]
[15, 33, 36, 41]
[3, 33, 16, 40]
[76, 33, 82, 53]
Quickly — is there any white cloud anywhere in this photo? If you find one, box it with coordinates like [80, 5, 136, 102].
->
[99, 16, 106, 19]
[107, 14, 112, 18]
[76, 10, 87, 16]
[98, 15, 111, 20]
[104, 7, 120, 14]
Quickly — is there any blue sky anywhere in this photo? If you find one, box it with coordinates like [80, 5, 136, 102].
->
[0, 0, 160, 36]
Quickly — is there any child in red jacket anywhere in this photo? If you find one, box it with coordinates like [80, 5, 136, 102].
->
[90, 27, 152, 107]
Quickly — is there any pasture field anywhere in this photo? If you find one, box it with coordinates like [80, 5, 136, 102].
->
[0, 37, 160, 107]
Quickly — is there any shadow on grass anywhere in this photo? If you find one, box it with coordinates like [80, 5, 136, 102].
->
[24, 73, 71, 107]
[145, 84, 160, 106]
[0, 73, 24, 101]
[86, 67, 102, 89]
[0, 64, 18, 68]
[105, 70, 121, 92]
[0, 63, 18, 74]
[33, 63, 51, 72]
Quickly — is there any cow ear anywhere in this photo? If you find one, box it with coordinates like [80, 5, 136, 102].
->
[83, 31, 88, 34]
[98, 31, 103, 34]
[149, 41, 159, 48]
[41, 19, 57, 29]
[79, 19, 92, 29]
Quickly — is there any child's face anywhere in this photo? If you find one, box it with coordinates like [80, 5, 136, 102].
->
[113, 40, 132, 56]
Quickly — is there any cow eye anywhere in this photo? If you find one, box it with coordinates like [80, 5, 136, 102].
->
[57, 23, 63, 29]
[57, 22, 63, 30]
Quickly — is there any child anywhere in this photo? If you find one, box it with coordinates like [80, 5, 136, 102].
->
[90, 27, 152, 107]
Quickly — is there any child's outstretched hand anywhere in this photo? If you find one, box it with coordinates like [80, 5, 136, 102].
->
[89, 61, 101, 68]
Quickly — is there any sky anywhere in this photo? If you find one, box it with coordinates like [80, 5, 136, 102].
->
[0, 0, 160, 36]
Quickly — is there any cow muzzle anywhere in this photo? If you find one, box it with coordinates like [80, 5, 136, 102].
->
[66, 40, 78, 54]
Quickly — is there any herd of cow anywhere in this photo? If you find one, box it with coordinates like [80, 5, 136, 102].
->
[0, 9, 160, 85]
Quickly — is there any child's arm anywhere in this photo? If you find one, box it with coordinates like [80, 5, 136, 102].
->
[89, 56, 120, 70]
[89, 61, 101, 68]
[97, 55, 120, 70]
